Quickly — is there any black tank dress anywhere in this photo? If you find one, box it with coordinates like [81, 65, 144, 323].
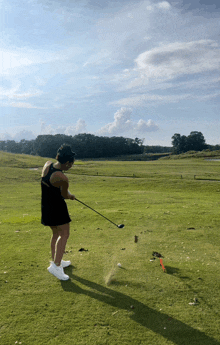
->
[41, 163, 72, 226]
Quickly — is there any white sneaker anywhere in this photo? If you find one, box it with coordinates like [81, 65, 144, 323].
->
[50, 260, 71, 268]
[61, 260, 71, 268]
[47, 263, 69, 280]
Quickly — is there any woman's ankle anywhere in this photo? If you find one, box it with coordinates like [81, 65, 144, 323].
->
[54, 261, 61, 266]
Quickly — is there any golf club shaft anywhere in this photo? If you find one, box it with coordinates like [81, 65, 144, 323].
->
[75, 198, 119, 228]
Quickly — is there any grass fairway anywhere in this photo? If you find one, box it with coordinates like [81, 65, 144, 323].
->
[0, 151, 220, 345]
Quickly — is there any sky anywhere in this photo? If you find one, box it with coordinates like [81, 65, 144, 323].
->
[0, 0, 220, 146]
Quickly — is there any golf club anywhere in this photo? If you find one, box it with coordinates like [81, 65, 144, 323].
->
[75, 198, 124, 229]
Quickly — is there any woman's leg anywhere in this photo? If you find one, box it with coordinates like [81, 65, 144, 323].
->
[50, 223, 70, 266]
[50, 226, 60, 261]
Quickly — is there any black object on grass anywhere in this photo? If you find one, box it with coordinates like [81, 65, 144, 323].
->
[152, 251, 163, 258]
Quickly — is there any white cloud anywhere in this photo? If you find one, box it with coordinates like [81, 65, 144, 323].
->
[0, 85, 45, 108]
[95, 0, 155, 61]
[0, 114, 159, 143]
[134, 40, 220, 81]
[40, 121, 56, 135]
[10, 91, 43, 100]
[147, 1, 171, 11]
[98, 108, 133, 135]
[111, 93, 192, 107]
[156, 1, 171, 10]
[0, 46, 78, 77]
[111, 39, 220, 105]
[0, 119, 87, 143]
[0, 85, 20, 100]
[0, 78, 44, 110]
[75, 119, 87, 132]
[136, 119, 159, 133]
[83, 49, 113, 67]
[10, 102, 41, 109]
[40, 118, 87, 136]
[64, 119, 87, 136]
[13, 130, 36, 142]
[0, 50, 34, 74]
[0, 132, 13, 141]
[98, 107, 159, 136]
[0, 129, 37, 142]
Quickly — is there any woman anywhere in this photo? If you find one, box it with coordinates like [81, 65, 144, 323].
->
[41, 144, 76, 281]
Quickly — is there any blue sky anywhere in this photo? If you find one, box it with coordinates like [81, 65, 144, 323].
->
[0, 0, 220, 146]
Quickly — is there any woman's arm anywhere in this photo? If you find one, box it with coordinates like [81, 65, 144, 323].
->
[67, 190, 75, 200]
[60, 179, 75, 200]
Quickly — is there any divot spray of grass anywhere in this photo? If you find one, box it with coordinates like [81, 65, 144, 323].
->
[104, 254, 119, 286]
[105, 267, 117, 286]
[104, 235, 140, 286]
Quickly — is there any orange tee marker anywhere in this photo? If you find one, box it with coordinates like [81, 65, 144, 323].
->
[160, 258, 166, 272]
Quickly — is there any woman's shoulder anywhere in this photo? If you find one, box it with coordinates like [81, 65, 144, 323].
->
[41, 161, 53, 177]
[43, 160, 53, 168]
[50, 170, 68, 188]
[51, 170, 68, 181]
[46, 160, 53, 165]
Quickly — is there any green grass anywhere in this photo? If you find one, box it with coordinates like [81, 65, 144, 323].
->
[0, 151, 220, 344]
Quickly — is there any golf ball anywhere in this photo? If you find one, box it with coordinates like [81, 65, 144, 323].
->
[117, 263, 122, 267]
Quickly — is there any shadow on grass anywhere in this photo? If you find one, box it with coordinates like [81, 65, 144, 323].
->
[165, 266, 191, 281]
[61, 271, 219, 345]
[165, 266, 181, 275]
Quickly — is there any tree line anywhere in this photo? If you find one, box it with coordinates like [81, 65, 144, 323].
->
[0, 132, 218, 159]
[0, 133, 170, 159]
[172, 131, 220, 154]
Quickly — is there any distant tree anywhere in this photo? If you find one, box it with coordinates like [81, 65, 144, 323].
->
[144, 145, 172, 153]
[4, 140, 20, 153]
[134, 137, 144, 146]
[187, 131, 207, 151]
[172, 134, 188, 154]
[19, 139, 35, 154]
[172, 131, 207, 154]
[210, 144, 220, 151]
[0, 141, 6, 151]
[34, 135, 59, 158]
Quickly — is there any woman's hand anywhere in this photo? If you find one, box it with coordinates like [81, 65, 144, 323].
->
[69, 194, 76, 200]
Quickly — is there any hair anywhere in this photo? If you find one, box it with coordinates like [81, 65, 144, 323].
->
[56, 144, 76, 164]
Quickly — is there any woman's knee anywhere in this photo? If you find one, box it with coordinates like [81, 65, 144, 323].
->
[58, 223, 70, 239]
[50, 226, 59, 238]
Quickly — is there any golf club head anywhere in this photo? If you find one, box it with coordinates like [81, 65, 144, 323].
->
[118, 224, 124, 229]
